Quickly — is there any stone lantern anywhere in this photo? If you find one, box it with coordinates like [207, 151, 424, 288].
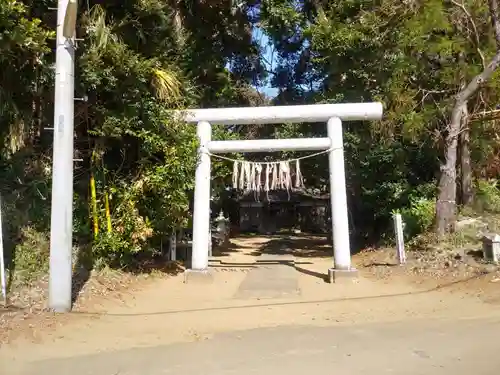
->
[212, 210, 229, 248]
[214, 210, 229, 238]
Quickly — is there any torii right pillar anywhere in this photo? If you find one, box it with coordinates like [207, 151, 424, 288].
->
[326, 117, 358, 282]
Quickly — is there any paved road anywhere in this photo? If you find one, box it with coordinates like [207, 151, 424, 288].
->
[9, 315, 500, 375]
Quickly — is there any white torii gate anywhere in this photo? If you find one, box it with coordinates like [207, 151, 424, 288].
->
[177, 102, 383, 282]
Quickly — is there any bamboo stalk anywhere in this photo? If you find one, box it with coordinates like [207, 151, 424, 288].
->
[90, 174, 99, 239]
[105, 192, 112, 233]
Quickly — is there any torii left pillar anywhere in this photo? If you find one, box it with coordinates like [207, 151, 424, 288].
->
[184, 120, 214, 283]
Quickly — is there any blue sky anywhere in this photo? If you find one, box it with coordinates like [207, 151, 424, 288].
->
[224, 26, 279, 98]
[252, 27, 279, 98]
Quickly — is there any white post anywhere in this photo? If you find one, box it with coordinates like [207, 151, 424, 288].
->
[393, 213, 406, 264]
[0, 194, 6, 303]
[327, 117, 351, 270]
[191, 121, 212, 270]
[208, 227, 212, 257]
[49, 0, 75, 312]
[169, 232, 177, 261]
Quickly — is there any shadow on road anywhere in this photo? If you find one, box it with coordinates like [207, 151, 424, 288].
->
[249, 235, 332, 258]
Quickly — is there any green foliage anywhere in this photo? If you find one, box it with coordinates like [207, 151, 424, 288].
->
[3, 0, 500, 284]
[399, 197, 436, 239]
[91, 182, 153, 267]
[0, 0, 54, 57]
[256, 0, 500, 243]
[0, 0, 54, 156]
[0, 0, 263, 280]
[475, 179, 500, 213]
[0, 149, 52, 280]
[77, 4, 210, 264]
[12, 226, 50, 282]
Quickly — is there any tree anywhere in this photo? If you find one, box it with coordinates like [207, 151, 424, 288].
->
[436, 0, 500, 235]
[0, 0, 54, 156]
[1, 0, 267, 270]
[258, 0, 500, 237]
[76, 1, 266, 264]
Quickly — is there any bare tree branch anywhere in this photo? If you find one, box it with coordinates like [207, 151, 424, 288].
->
[488, 0, 500, 48]
[451, 0, 486, 68]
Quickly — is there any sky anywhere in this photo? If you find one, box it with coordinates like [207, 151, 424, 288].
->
[252, 27, 279, 98]
[224, 22, 278, 98]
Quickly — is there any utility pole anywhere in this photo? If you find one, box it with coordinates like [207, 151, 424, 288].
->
[49, 0, 77, 312]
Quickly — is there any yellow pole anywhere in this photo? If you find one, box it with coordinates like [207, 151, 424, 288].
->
[90, 173, 99, 239]
[104, 192, 112, 233]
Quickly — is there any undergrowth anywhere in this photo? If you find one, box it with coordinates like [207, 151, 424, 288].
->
[406, 179, 500, 253]
[4, 178, 500, 288]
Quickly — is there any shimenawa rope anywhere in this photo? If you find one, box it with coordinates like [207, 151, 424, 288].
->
[206, 147, 336, 196]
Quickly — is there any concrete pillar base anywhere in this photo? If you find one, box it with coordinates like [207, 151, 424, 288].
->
[327, 267, 358, 284]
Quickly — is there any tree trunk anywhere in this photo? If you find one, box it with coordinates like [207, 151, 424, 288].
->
[436, 56, 500, 236]
[170, 0, 186, 49]
[436, 103, 464, 236]
[460, 107, 474, 206]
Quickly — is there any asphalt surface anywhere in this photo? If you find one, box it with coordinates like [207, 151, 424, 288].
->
[9, 315, 500, 375]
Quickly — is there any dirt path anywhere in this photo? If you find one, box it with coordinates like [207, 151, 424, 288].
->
[2, 235, 500, 373]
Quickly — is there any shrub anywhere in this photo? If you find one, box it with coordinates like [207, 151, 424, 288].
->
[13, 226, 50, 282]
[399, 197, 436, 239]
[475, 179, 500, 213]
